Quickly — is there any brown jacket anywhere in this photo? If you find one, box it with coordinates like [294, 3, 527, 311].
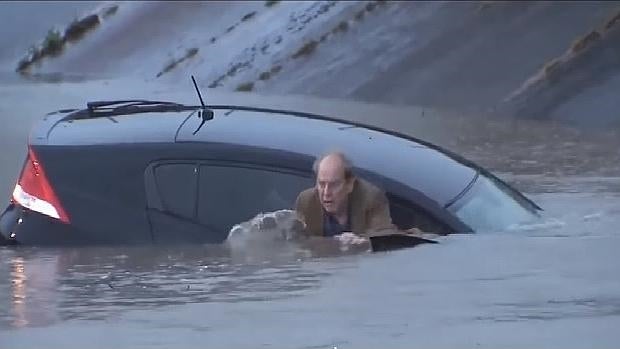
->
[294, 178, 397, 237]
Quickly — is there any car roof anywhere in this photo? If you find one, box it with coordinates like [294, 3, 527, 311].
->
[176, 107, 477, 206]
[40, 110, 187, 146]
[38, 104, 479, 206]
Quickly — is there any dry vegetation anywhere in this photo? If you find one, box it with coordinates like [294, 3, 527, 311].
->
[228, 0, 390, 92]
[15, 5, 118, 74]
[156, 48, 199, 78]
[291, 40, 319, 59]
[603, 9, 620, 31]
[235, 81, 255, 92]
[252, 64, 283, 84]
[331, 21, 349, 34]
[542, 7, 618, 80]
[214, 0, 390, 91]
[241, 11, 257, 22]
[102, 4, 119, 18]
[505, 7, 620, 105]
[542, 59, 561, 77]
[570, 30, 602, 54]
[64, 14, 101, 42]
[270, 65, 282, 74]
[258, 71, 271, 80]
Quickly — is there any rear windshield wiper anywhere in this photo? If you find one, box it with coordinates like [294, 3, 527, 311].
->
[71, 76, 215, 131]
[76, 100, 199, 119]
[87, 100, 188, 109]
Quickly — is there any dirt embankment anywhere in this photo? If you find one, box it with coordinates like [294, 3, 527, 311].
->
[498, 8, 620, 122]
[6, 1, 620, 128]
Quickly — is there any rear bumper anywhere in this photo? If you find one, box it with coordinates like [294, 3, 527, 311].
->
[0, 203, 85, 246]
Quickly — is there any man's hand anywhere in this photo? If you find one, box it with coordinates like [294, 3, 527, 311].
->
[334, 232, 371, 252]
[335, 232, 368, 244]
[404, 227, 441, 240]
[404, 227, 423, 236]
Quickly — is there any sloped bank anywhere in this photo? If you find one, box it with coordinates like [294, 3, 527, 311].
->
[498, 8, 620, 123]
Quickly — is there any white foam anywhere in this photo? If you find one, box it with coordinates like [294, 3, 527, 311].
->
[227, 209, 304, 241]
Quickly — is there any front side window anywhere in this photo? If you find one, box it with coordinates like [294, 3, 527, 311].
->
[449, 174, 539, 232]
[386, 194, 452, 235]
[197, 165, 313, 233]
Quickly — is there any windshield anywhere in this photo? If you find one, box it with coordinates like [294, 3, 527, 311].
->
[448, 174, 539, 232]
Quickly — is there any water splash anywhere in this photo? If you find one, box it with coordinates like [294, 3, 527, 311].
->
[227, 209, 306, 245]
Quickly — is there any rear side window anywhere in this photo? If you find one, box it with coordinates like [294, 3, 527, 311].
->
[198, 165, 313, 233]
[154, 163, 198, 219]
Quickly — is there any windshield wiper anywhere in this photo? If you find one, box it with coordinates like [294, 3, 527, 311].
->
[79, 100, 198, 119]
[75, 77, 215, 128]
[87, 100, 186, 109]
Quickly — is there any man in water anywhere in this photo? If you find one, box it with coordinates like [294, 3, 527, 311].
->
[294, 151, 411, 245]
[228, 151, 431, 252]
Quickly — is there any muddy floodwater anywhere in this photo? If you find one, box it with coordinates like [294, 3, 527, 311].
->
[0, 77, 619, 349]
[1, 0, 619, 346]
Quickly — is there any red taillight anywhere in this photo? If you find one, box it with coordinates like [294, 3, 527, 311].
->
[12, 147, 70, 224]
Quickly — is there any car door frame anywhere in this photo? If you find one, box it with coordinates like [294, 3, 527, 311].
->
[144, 160, 224, 244]
[144, 156, 316, 244]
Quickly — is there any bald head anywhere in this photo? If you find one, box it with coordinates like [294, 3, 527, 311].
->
[312, 151, 353, 179]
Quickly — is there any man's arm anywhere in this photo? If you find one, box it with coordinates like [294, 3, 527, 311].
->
[366, 190, 398, 234]
[294, 189, 321, 237]
[293, 191, 307, 225]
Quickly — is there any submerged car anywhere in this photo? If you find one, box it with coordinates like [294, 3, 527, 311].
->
[0, 98, 542, 246]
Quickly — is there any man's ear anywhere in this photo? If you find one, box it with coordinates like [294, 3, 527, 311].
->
[345, 176, 356, 194]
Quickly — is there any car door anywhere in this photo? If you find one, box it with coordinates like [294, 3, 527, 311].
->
[145, 161, 221, 244]
[145, 160, 315, 244]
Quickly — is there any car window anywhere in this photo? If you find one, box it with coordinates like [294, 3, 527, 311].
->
[449, 174, 539, 232]
[153, 163, 198, 220]
[386, 193, 452, 235]
[356, 169, 457, 235]
[197, 165, 313, 233]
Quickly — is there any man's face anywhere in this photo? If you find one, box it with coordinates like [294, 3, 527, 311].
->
[316, 156, 354, 215]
